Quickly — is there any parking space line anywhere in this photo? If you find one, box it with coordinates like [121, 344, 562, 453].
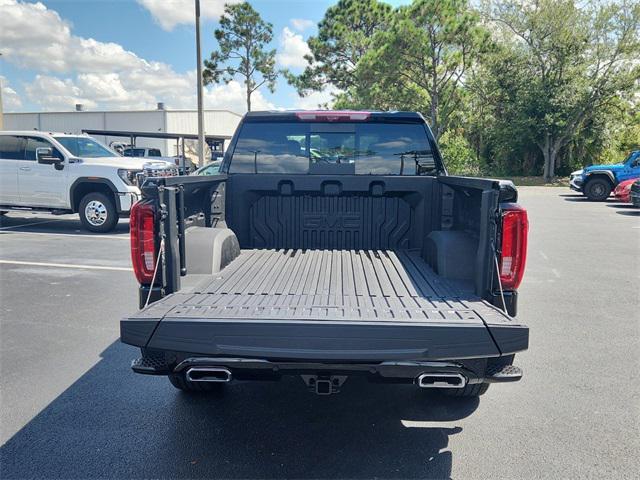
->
[0, 260, 132, 272]
[0, 219, 62, 230]
[0, 231, 129, 240]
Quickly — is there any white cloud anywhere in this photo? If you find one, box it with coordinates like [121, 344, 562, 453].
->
[1, 76, 23, 111]
[290, 18, 315, 32]
[293, 87, 338, 110]
[276, 27, 311, 69]
[137, 0, 238, 31]
[0, 0, 272, 113]
[24, 73, 273, 113]
[204, 80, 274, 111]
[0, 0, 144, 73]
[25, 75, 98, 111]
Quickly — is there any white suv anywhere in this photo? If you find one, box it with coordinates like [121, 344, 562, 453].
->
[0, 131, 177, 232]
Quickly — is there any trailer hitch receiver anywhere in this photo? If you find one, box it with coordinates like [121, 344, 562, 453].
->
[301, 375, 348, 395]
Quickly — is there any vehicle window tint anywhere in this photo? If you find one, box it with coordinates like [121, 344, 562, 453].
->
[24, 137, 63, 161]
[229, 122, 433, 175]
[0, 136, 25, 160]
[148, 149, 162, 157]
[55, 136, 114, 158]
[124, 148, 146, 157]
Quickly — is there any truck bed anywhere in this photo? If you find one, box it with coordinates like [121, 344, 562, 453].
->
[123, 249, 528, 361]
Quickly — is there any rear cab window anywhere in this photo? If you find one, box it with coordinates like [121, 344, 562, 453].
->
[227, 113, 440, 175]
[0, 135, 63, 161]
[123, 148, 147, 157]
[0, 135, 26, 160]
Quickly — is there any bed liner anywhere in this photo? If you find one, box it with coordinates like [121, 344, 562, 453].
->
[122, 249, 528, 361]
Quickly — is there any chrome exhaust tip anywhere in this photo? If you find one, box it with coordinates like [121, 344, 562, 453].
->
[186, 367, 232, 383]
[416, 373, 466, 389]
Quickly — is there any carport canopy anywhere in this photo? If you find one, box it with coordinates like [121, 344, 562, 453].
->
[81, 129, 231, 165]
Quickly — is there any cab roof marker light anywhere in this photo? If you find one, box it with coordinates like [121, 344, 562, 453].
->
[295, 111, 371, 121]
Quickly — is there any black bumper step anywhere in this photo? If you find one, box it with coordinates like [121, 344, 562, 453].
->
[485, 364, 522, 383]
[131, 355, 172, 375]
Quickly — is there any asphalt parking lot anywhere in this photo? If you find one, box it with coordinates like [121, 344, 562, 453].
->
[0, 187, 638, 479]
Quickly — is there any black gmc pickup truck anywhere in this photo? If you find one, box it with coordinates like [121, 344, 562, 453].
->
[120, 111, 529, 397]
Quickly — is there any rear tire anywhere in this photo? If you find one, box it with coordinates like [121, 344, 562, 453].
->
[168, 372, 225, 393]
[584, 177, 612, 201]
[442, 383, 490, 397]
[79, 192, 118, 233]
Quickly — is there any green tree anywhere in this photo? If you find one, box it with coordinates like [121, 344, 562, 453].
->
[439, 129, 480, 175]
[466, 44, 542, 175]
[485, 0, 640, 181]
[203, 2, 277, 111]
[286, 0, 393, 103]
[353, 0, 490, 139]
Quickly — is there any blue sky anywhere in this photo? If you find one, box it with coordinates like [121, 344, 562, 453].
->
[0, 0, 410, 113]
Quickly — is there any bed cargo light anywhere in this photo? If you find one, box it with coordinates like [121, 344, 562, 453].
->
[130, 200, 157, 284]
[295, 111, 371, 121]
[499, 203, 529, 290]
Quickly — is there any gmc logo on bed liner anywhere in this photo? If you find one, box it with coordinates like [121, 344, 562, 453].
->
[302, 214, 362, 229]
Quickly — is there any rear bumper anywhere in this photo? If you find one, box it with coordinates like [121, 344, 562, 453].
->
[131, 353, 523, 385]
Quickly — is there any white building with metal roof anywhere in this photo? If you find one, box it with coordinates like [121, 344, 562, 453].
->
[2, 105, 242, 157]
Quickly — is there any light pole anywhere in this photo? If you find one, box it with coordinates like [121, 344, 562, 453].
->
[0, 53, 4, 131]
[195, 0, 206, 167]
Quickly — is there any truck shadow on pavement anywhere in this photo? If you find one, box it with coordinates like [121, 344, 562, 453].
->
[0, 341, 478, 479]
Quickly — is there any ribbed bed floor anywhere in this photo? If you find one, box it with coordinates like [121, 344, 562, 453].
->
[140, 249, 509, 325]
[199, 249, 469, 298]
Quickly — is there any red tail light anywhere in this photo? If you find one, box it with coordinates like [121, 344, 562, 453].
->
[130, 200, 157, 285]
[499, 203, 529, 290]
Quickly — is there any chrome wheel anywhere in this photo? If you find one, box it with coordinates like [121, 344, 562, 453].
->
[84, 200, 108, 226]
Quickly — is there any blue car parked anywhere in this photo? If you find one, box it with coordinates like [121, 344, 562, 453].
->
[569, 150, 640, 201]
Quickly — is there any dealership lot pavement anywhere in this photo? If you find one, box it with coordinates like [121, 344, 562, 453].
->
[1, 188, 638, 479]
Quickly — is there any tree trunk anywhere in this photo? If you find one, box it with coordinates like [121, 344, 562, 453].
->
[430, 99, 439, 139]
[542, 149, 550, 181]
[430, 46, 439, 139]
[245, 44, 251, 112]
[541, 133, 555, 183]
[548, 149, 557, 181]
[246, 73, 251, 111]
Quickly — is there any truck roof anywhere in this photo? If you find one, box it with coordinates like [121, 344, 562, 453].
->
[0, 131, 90, 137]
[243, 110, 425, 123]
